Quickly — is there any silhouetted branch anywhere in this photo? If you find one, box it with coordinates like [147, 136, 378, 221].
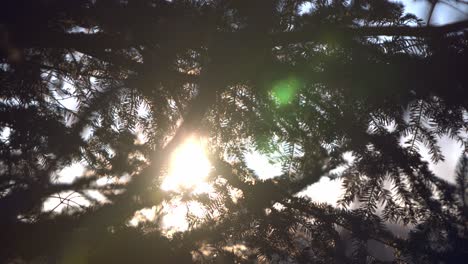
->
[9, 20, 468, 51]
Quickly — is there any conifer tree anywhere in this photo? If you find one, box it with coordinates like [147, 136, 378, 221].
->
[0, 0, 467, 263]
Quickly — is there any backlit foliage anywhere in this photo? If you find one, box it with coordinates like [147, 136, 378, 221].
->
[0, 0, 467, 263]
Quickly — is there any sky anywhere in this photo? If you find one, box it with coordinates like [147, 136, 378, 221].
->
[401, 0, 468, 24]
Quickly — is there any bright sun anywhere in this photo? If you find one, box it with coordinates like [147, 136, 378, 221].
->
[161, 136, 212, 193]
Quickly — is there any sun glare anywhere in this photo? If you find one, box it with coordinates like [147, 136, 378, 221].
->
[161, 137, 212, 193]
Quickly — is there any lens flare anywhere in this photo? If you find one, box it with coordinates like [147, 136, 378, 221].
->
[271, 76, 301, 105]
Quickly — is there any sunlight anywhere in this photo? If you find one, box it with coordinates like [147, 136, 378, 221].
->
[161, 136, 212, 193]
[160, 199, 207, 237]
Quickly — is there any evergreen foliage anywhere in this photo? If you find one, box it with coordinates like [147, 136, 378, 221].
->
[0, 0, 467, 263]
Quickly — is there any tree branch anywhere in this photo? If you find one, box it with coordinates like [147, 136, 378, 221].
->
[9, 20, 468, 51]
[271, 20, 468, 45]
